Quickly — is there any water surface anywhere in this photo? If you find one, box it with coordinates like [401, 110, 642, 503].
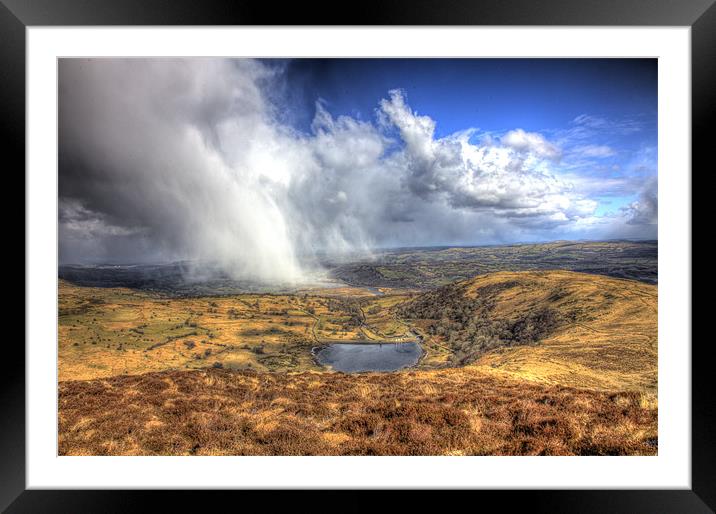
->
[314, 342, 422, 372]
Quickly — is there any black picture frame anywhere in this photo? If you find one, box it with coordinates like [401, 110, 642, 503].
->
[5, 0, 711, 511]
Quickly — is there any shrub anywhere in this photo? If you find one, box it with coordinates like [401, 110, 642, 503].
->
[397, 281, 563, 365]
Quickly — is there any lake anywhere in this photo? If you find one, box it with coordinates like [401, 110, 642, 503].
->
[314, 342, 423, 372]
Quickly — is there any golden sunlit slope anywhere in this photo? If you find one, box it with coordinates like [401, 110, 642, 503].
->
[400, 270, 657, 392]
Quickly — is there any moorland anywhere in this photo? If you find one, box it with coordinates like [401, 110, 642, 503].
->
[58, 240, 658, 456]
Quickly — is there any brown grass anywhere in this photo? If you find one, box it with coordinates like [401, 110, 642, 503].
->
[59, 367, 657, 456]
[464, 271, 657, 392]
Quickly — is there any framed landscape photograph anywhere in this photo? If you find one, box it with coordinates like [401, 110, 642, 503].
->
[8, 0, 712, 511]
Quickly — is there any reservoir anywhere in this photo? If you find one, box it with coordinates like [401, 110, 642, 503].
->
[314, 341, 422, 372]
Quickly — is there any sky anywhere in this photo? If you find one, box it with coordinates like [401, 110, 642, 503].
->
[58, 58, 657, 282]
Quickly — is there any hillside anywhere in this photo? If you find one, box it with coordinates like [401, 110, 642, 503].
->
[57, 279, 416, 381]
[398, 270, 657, 392]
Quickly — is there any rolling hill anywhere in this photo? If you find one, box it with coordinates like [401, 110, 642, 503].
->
[398, 270, 657, 392]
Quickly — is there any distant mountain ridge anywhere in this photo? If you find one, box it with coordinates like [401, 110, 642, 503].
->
[332, 240, 657, 289]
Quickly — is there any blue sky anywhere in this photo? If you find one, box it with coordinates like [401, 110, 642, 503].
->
[276, 59, 656, 138]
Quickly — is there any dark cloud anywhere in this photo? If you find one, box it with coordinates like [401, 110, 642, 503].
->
[624, 176, 658, 226]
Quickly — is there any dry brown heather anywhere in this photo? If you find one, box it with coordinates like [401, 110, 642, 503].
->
[58, 270, 658, 456]
[58, 367, 657, 456]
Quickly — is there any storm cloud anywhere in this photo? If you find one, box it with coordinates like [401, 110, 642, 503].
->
[59, 58, 655, 283]
[624, 176, 658, 226]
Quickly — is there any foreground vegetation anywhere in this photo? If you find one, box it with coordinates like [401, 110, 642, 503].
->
[59, 367, 657, 456]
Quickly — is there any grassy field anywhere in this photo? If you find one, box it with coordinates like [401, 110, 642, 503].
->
[58, 267, 658, 455]
[58, 280, 418, 380]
